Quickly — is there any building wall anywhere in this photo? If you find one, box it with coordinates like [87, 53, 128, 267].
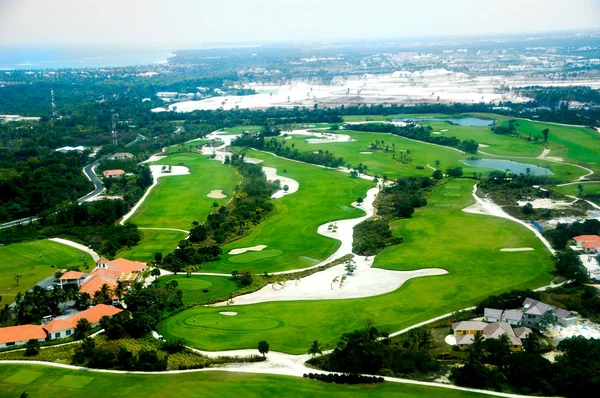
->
[48, 328, 75, 340]
[1, 338, 46, 348]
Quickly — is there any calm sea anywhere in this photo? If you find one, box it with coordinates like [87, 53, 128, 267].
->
[0, 46, 174, 70]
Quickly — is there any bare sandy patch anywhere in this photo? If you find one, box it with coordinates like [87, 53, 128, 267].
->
[207, 189, 227, 199]
[440, 129, 449, 132]
[228, 245, 267, 255]
[500, 248, 534, 252]
[359, 151, 373, 154]
[517, 198, 577, 209]
[219, 312, 237, 316]
[431, 131, 442, 135]
[479, 144, 490, 148]
[262, 166, 300, 198]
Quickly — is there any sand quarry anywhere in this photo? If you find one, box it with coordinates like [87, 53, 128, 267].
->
[151, 70, 545, 112]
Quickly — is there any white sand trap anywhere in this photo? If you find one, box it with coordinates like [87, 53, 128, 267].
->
[359, 151, 373, 154]
[244, 157, 263, 164]
[478, 144, 490, 148]
[262, 166, 300, 198]
[431, 131, 442, 135]
[441, 129, 449, 132]
[284, 136, 292, 140]
[207, 190, 227, 199]
[445, 335, 457, 346]
[228, 245, 267, 255]
[142, 154, 166, 163]
[219, 312, 237, 316]
[501, 248, 534, 252]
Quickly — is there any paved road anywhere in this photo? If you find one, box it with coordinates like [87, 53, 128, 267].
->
[0, 158, 105, 230]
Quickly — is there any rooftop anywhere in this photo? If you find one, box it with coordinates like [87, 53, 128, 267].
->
[0, 325, 47, 344]
[102, 169, 125, 176]
[59, 271, 85, 280]
[44, 304, 122, 333]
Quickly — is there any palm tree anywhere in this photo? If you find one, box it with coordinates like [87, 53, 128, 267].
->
[115, 281, 124, 301]
[331, 276, 339, 290]
[308, 340, 323, 358]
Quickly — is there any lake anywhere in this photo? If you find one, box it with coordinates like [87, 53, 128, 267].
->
[461, 159, 554, 175]
[394, 117, 495, 127]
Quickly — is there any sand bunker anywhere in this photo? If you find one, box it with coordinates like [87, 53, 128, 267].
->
[500, 248, 534, 252]
[207, 190, 227, 199]
[262, 166, 300, 198]
[229, 245, 267, 255]
[359, 151, 373, 154]
[431, 132, 442, 135]
[479, 144, 490, 148]
[440, 129, 449, 132]
[219, 312, 237, 316]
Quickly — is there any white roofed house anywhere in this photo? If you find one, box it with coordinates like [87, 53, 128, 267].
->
[502, 310, 524, 326]
[522, 298, 577, 329]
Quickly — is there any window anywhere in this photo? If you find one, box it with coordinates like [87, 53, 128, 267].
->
[54, 332, 61, 339]
[66, 330, 72, 336]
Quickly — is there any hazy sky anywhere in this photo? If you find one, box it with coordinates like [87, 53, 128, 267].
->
[1, 0, 599, 48]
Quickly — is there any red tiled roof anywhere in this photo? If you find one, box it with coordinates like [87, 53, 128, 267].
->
[59, 271, 85, 280]
[109, 258, 146, 273]
[90, 267, 122, 281]
[79, 275, 118, 297]
[44, 304, 122, 333]
[0, 325, 47, 344]
[102, 169, 125, 177]
[583, 241, 600, 249]
[574, 235, 600, 242]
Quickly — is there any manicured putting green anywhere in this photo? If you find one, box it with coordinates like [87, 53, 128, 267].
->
[178, 310, 283, 332]
[4, 370, 43, 385]
[53, 375, 94, 388]
[0, 364, 485, 398]
[155, 275, 240, 303]
[228, 249, 283, 264]
[0, 240, 88, 304]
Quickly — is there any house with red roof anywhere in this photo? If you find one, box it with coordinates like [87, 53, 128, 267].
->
[58, 270, 86, 288]
[102, 169, 125, 178]
[0, 325, 47, 348]
[573, 234, 600, 249]
[43, 304, 122, 340]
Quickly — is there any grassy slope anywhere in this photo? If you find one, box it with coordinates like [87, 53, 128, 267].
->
[204, 149, 372, 274]
[158, 178, 554, 354]
[0, 364, 485, 398]
[127, 153, 241, 230]
[116, 229, 188, 263]
[554, 182, 600, 205]
[0, 240, 88, 304]
[155, 274, 240, 303]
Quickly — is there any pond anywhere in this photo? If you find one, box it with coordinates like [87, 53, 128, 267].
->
[394, 117, 495, 127]
[460, 159, 554, 175]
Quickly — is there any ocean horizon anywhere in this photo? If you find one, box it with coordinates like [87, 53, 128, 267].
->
[0, 46, 175, 70]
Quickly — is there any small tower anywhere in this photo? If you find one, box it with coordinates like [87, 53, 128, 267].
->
[51, 89, 57, 118]
[111, 109, 118, 146]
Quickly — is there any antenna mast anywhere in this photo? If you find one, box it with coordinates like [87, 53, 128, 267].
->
[51, 89, 57, 118]
[111, 110, 118, 146]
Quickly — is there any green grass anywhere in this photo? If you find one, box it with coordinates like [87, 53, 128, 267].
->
[0, 364, 487, 397]
[205, 150, 372, 273]
[4, 369, 43, 385]
[164, 139, 209, 153]
[553, 182, 600, 205]
[0, 240, 89, 304]
[52, 375, 95, 389]
[222, 125, 263, 135]
[127, 153, 241, 230]
[159, 178, 554, 354]
[117, 229, 188, 262]
[155, 274, 240, 303]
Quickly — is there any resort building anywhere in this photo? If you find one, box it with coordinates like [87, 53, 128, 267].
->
[452, 321, 531, 351]
[573, 235, 600, 251]
[0, 325, 47, 348]
[110, 152, 134, 160]
[102, 169, 125, 178]
[522, 298, 577, 328]
[582, 241, 600, 254]
[483, 308, 524, 326]
[58, 271, 86, 288]
[43, 304, 122, 340]
[483, 308, 503, 323]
